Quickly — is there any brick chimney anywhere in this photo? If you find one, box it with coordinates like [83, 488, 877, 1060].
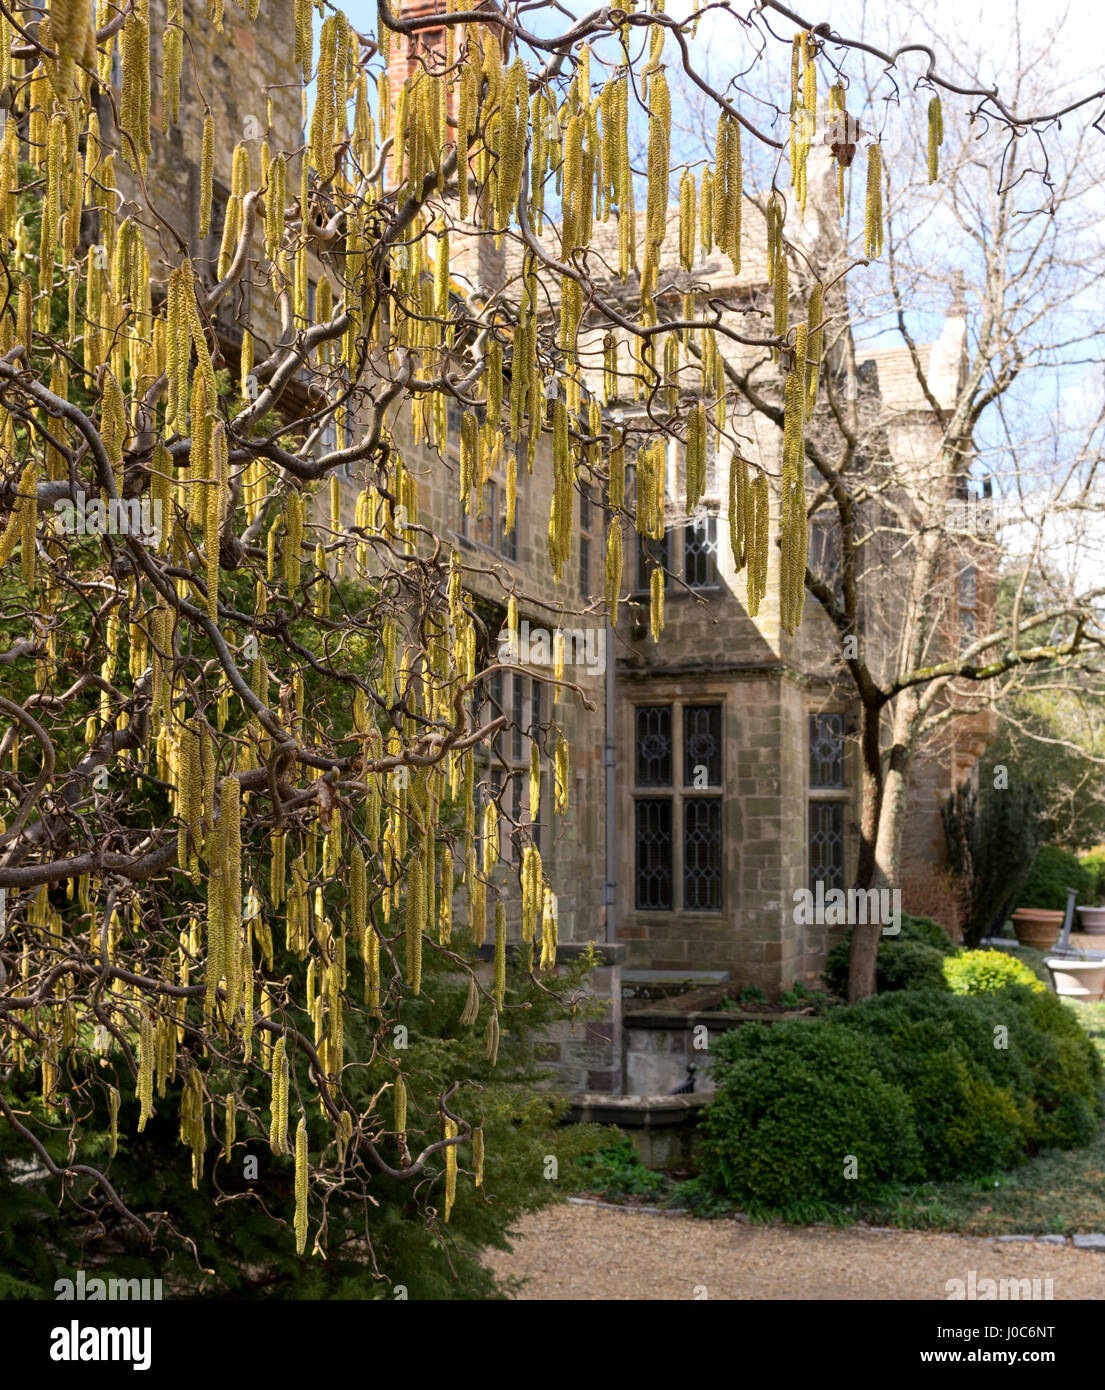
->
[385, 2, 458, 119]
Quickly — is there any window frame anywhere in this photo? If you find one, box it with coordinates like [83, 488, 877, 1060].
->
[807, 711, 849, 894]
[631, 698, 725, 914]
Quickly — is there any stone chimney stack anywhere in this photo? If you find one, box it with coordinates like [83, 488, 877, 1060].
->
[926, 271, 968, 409]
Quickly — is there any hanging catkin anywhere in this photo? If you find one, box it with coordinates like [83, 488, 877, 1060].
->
[269, 1035, 288, 1154]
[747, 471, 769, 617]
[650, 566, 664, 642]
[119, 7, 151, 168]
[473, 1125, 485, 1186]
[443, 1116, 458, 1221]
[605, 520, 622, 623]
[729, 451, 750, 571]
[714, 113, 742, 272]
[294, 1116, 308, 1253]
[805, 282, 824, 419]
[406, 856, 423, 995]
[927, 96, 943, 184]
[554, 734, 568, 814]
[865, 141, 883, 259]
[779, 367, 807, 633]
[493, 897, 506, 1007]
[199, 114, 214, 238]
[773, 241, 788, 348]
[137, 1011, 154, 1131]
[641, 69, 670, 306]
[678, 168, 695, 272]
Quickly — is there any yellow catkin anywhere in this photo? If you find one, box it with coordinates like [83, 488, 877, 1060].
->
[605, 520, 623, 624]
[269, 1036, 288, 1154]
[394, 1073, 407, 1133]
[747, 471, 769, 617]
[641, 70, 670, 307]
[529, 740, 541, 824]
[493, 897, 506, 1007]
[650, 566, 664, 642]
[473, 1125, 484, 1186]
[108, 1085, 120, 1157]
[199, 114, 214, 238]
[729, 450, 750, 571]
[294, 1115, 308, 1253]
[119, 7, 151, 168]
[678, 168, 695, 272]
[443, 1116, 458, 1221]
[715, 113, 742, 271]
[865, 142, 883, 259]
[780, 367, 807, 633]
[439, 843, 453, 944]
[406, 856, 423, 995]
[773, 243, 788, 347]
[137, 1012, 154, 1130]
[928, 96, 943, 184]
[805, 283, 824, 419]
[554, 735, 569, 813]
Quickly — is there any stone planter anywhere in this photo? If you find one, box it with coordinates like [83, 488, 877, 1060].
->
[1077, 906, 1105, 936]
[1011, 908, 1065, 950]
[1046, 958, 1105, 1003]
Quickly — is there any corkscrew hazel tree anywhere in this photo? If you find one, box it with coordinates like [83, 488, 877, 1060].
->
[0, 0, 1089, 1278]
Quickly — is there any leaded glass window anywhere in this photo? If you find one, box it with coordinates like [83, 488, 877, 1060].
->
[809, 713, 845, 789]
[683, 705, 722, 786]
[684, 798, 722, 910]
[635, 706, 672, 786]
[634, 800, 673, 910]
[511, 674, 524, 761]
[808, 801, 845, 893]
[632, 700, 724, 913]
[809, 517, 842, 602]
[684, 517, 718, 589]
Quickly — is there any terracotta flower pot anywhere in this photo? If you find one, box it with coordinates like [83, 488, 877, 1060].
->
[1076, 906, 1105, 936]
[1046, 958, 1105, 1003]
[1010, 908, 1065, 950]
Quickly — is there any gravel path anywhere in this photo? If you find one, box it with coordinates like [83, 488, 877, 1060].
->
[484, 1203, 1105, 1299]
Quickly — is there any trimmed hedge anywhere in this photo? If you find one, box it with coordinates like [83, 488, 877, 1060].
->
[699, 986, 1103, 1206]
[699, 1019, 923, 1205]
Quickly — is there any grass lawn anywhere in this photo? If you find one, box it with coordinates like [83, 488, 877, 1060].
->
[568, 999, 1105, 1236]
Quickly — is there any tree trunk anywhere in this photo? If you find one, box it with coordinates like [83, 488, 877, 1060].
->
[848, 693, 918, 1001]
[855, 697, 884, 891]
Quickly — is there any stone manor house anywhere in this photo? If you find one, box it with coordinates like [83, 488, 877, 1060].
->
[104, 0, 990, 1094]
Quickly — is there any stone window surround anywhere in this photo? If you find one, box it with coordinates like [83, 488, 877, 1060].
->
[621, 686, 728, 920]
[806, 704, 858, 893]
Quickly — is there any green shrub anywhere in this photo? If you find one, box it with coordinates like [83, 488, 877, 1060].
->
[944, 949, 1047, 996]
[570, 1135, 672, 1202]
[877, 941, 950, 993]
[1079, 850, 1105, 906]
[699, 1019, 923, 1206]
[822, 928, 951, 997]
[830, 996, 1027, 1177]
[833, 987, 1103, 1160]
[699, 989, 1103, 1209]
[899, 914, 956, 954]
[1017, 845, 1095, 913]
